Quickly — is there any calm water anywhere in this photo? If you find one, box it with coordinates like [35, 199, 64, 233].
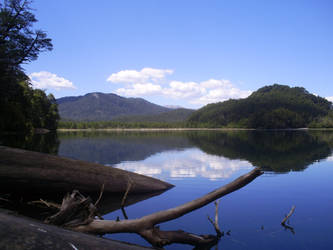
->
[1, 130, 333, 249]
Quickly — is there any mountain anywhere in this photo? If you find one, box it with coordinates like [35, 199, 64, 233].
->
[57, 92, 171, 121]
[188, 84, 332, 129]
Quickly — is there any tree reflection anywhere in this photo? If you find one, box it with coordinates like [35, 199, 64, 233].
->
[57, 131, 191, 164]
[2, 130, 333, 174]
[188, 130, 332, 172]
[0, 131, 59, 154]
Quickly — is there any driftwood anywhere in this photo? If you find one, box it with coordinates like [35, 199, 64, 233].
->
[46, 168, 263, 248]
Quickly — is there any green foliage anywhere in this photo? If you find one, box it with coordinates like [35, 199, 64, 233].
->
[188, 130, 331, 172]
[58, 120, 186, 129]
[309, 111, 333, 128]
[114, 108, 195, 123]
[57, 93, 171, 121]
[188, 84, 332, 129]
[0, 81, 59, 131]
[0, 0, 52, 74]
[0, 0, 58, 132]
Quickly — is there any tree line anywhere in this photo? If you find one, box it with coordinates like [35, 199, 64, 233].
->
[58, 120, 186, 129]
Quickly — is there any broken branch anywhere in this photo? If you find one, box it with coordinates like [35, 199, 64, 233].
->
[121, 179, 133, 207]
[208, 199, 222, 238]
[94, 184, 105, 207]
[281, 205, 295, 225]
[68, 168, 262, 248]
[28, 199, 61, 209]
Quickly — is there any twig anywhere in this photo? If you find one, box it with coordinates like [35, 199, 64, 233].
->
[94, 183, 105, 206]
[281, 223, 295, 234]
[281, 205, 295, 225]
[28, 199, 61, 209]
[207, 199, 222, 238]
[121, 178, 133, 207]
[121, 207, 129, 220]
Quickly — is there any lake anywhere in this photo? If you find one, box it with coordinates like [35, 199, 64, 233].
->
[1, 130, 333, 249]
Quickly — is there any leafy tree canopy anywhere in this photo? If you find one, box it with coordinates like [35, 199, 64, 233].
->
[0, 0, 52, 76]
[0, 0, 58, 132]
[188, 84, 332, 129]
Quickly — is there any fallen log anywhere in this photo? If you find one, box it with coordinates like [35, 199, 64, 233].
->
[0, 146, 173, 198]
[49, 168, 263, 248]
[0, 209, 152, 250]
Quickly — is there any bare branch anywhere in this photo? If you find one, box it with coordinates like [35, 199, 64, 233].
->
[208, 199, 222, 238]
[121, 206, 129, 220]
[28, 199, 61, 209]
[73, 168, 262, 234]
[94, 183, 105, 207]
[46, 168, 262, 248]
[281, 205, 295, 225]
[121, 178, 133, 207]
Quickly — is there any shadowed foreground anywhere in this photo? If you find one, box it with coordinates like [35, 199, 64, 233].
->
[0, 210, 152, 250]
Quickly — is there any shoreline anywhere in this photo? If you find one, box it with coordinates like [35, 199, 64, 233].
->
[55, 127, 322, 132]
[57, 128, 254, 132]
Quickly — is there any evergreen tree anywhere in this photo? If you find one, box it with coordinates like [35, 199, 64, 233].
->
[0, 0, 58, 131]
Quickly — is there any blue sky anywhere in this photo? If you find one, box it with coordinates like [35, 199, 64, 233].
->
[26, 0, 333, 108]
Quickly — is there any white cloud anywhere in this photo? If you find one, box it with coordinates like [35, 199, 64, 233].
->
[115, 148, 251, 180]
[200, 79, 231, 89]
[326, 96, 333, 102]
[163, 81, 206, 99]
[163, 79, 251, 105]
[29, 71, 76, 90]
[107, 67, 252, 107]
[116, 83, 162, 96]
[191, 81, 252, 105]
[107, 67, 173, 83]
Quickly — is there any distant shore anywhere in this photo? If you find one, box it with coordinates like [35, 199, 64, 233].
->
[54, 128, 329, 132]
[57, 128, 254, 132]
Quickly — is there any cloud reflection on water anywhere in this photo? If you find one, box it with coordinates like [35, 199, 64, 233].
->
[114, 148, 251, 181]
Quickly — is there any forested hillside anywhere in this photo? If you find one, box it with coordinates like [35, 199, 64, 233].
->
[57, 92, 171, 121]
[115, 108, 194, 123]
[188, 84, 332, 129]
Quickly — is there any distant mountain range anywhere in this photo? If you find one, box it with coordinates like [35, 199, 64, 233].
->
[56, 92, 195, 122]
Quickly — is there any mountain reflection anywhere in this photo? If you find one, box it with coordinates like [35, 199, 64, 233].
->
[57, 130, 333, 176]
[57, 131, 191, 165]
[188, 130, 333, 172]
[3, 130, 332, 179]
[114, 149, 251, 180]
